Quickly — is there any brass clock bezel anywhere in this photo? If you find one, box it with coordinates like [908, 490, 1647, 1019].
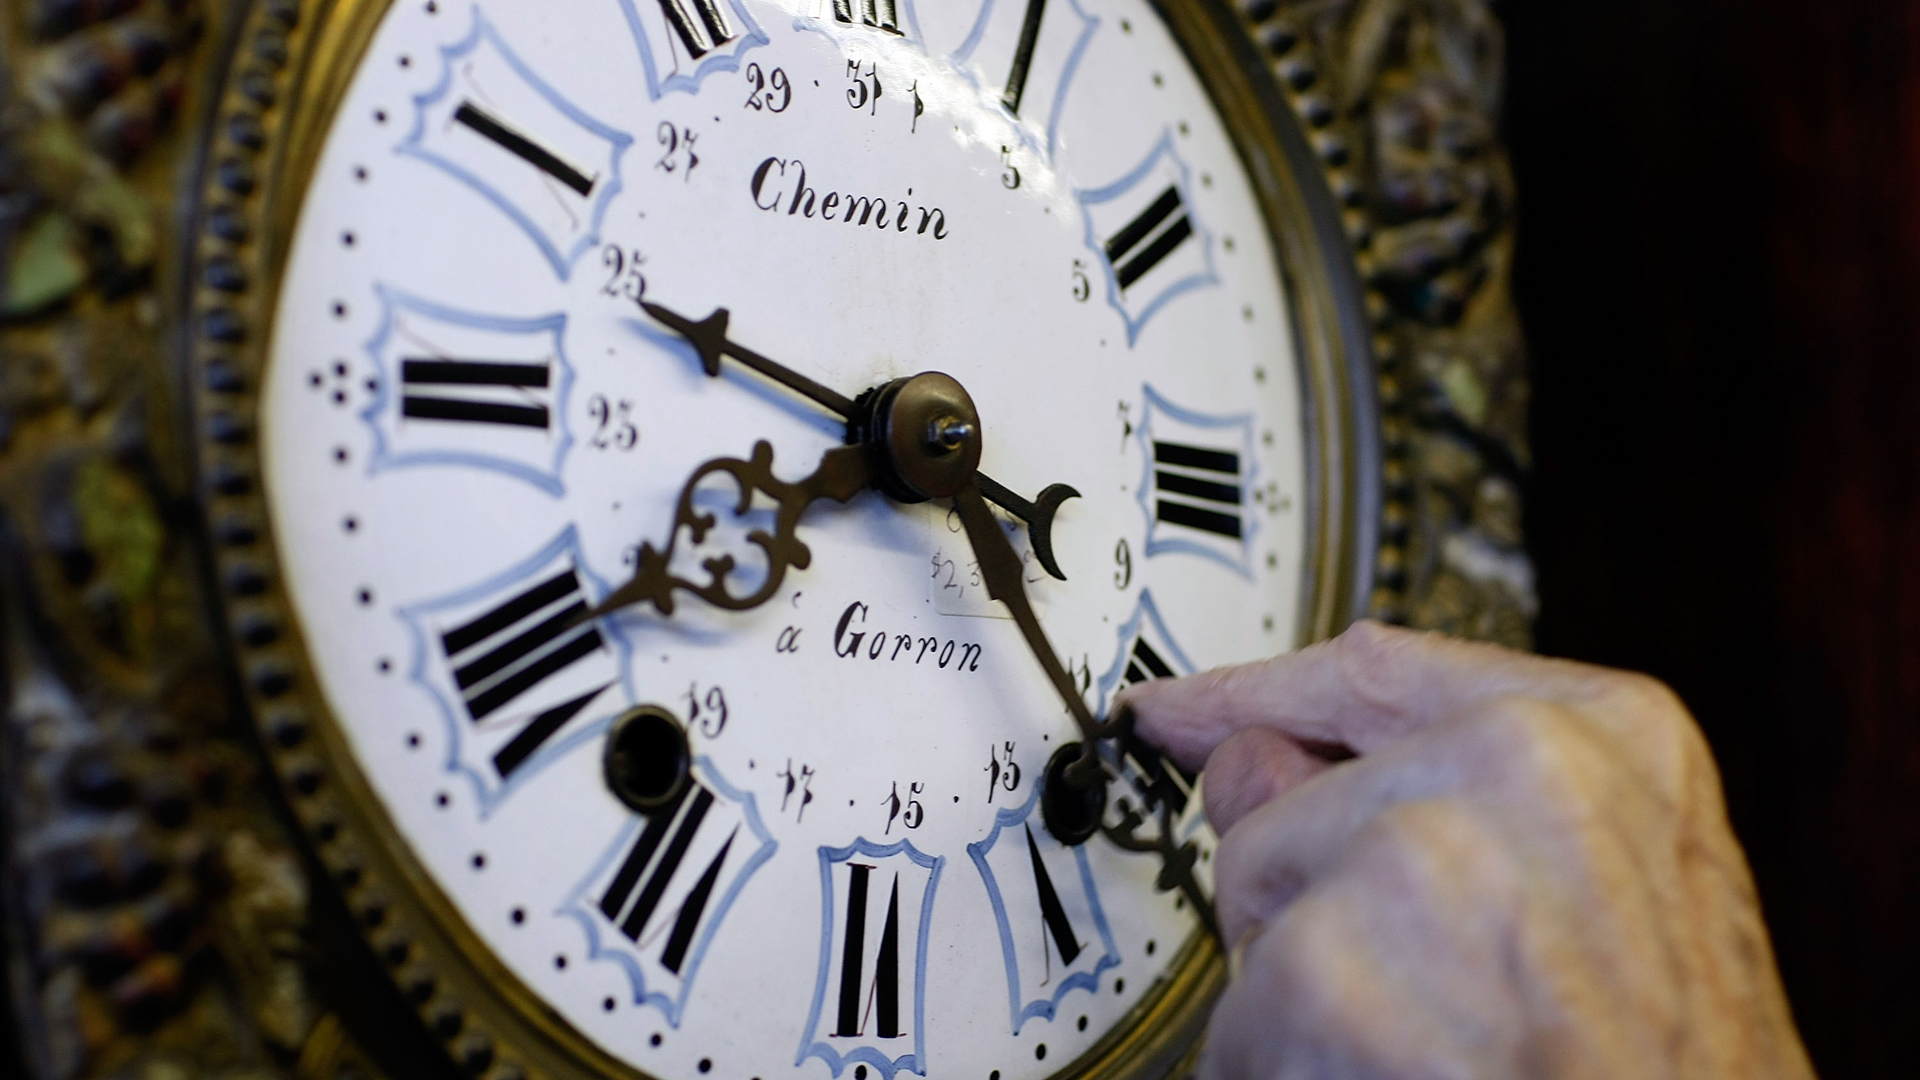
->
[178, 2, 1379, 1079]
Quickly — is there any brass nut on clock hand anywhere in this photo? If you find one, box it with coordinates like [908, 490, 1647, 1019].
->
[603, 705, 692, 814]
[848, 373, 983, 502]
[927, 417, 975, 450]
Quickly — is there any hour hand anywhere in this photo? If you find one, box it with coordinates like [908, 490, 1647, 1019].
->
[592, 441, 870, 618]
[639, 302, 855, 416]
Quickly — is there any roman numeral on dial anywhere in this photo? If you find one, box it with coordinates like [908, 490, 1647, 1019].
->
[1122, 631, 1176, 684]
[801, 839, 943, 1079]
[365, 287, 573, 494]
[399, 14, 630, 279]
[565, 761, 776, 1024]
[619, 0, 766, 101]
[402, 358, 552, 429]
[1076, 133, 1217, 344]
[598, 784, 736, 973]
[968, 789, 1117, 1032]
[656, 0, 739, 56]
[451, 101, 596, 196]
[1023, 824, 1082, 968]
[833, 863, 903, 1037]
[1153, 440, 1243, 539]
[1000, 0, 1048, 114]
[1107, 187, 1194, 292]
[1091, 589, 1209, 862]
[834, 0, 903, 34]
[1082, 588, 1213, 883]
[1115, 636, 1198, 820]
[439, 566, 608, 780]
[1134, 386, 1257, 574]
[950, 0, 1097, 158]
[399, 528, 629, 810]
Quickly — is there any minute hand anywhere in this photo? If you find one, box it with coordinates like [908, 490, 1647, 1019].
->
[641, 301, 1081, 580]
[949, 480, 1124, 782]
[955, 479, 1220, 941]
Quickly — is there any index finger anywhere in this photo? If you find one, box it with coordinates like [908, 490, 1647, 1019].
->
[1119, 620, 1631, 772]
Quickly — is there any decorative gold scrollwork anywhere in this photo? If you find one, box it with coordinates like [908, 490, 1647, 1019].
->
[597, 441, 872, 617]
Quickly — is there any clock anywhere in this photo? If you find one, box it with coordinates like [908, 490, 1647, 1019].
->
[0, 2, 1529, 1079]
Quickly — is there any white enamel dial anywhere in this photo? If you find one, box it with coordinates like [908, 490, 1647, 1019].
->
[262, 1, 1309, 1077]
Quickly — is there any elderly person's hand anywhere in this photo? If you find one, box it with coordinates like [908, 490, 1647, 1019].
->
[1120, 621, 1814, 1080]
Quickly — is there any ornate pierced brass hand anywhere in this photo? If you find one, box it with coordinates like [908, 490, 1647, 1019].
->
[592, 441, 870, 618]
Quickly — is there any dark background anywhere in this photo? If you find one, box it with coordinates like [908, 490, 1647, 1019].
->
[1504, 0, 1919, 1073]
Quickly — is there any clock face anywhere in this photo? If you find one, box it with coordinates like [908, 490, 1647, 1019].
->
[258, 1, 1313, 1077]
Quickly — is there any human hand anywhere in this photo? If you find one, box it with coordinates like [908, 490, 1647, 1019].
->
[1120, 621, 1815, 1080]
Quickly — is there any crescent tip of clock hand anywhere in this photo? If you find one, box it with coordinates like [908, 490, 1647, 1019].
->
[1034, 482, 1082, 516]
[974, 474, 1079, 581]
[1027, 483, 1081, 581]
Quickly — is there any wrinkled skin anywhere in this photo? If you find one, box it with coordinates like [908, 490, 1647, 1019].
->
[1121, 622, 1815, 1080]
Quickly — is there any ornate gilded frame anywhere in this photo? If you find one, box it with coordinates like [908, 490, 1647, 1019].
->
[0, 1, 1528, 1078]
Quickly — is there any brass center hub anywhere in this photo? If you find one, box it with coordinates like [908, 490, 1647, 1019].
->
[847, 372, 984, 502]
